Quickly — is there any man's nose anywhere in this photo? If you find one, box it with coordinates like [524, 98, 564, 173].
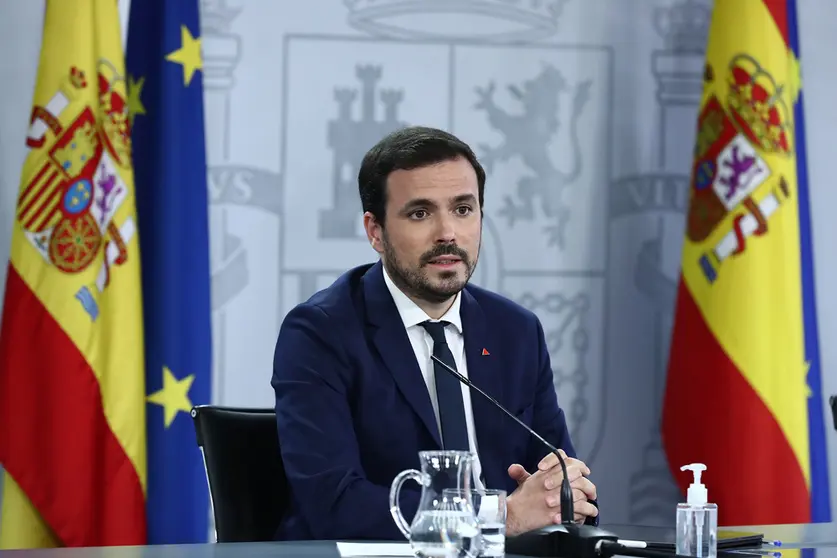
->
[434, 214, 457, 243]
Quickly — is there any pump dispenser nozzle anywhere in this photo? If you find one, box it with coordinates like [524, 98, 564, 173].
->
[680, 463, 708, 505]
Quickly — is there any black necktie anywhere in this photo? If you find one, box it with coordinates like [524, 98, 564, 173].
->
[421, 320, 470, 451]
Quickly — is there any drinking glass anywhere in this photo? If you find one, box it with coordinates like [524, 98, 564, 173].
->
[444, 488, 507, 557]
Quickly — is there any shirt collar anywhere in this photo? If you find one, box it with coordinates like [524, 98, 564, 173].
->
[382, 262, 463, 334]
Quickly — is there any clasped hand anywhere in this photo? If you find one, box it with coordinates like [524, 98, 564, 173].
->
[505, 449, 598, 536]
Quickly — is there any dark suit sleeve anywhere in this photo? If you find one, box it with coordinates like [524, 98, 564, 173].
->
[272, 303, 420, 540]
[527, 316, 600, 526]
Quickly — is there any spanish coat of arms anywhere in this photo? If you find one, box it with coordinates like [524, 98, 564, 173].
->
[17, 59, 135, 297]
[688, 54, 793, 283]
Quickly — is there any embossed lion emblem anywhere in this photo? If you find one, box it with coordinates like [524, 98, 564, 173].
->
[474, 64, 591, 248]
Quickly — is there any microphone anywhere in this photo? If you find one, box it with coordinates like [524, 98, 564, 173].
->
[429, 354, 620, 558]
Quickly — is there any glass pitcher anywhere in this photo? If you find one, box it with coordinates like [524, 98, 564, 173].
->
[389, 450, 483, 558]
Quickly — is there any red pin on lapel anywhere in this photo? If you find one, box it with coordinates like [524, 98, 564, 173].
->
[481, 348, 490, 356]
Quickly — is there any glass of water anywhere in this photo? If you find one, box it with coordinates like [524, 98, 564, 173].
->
[444, 488, 507, 557]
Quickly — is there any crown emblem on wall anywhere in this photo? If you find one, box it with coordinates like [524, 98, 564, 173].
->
[654, 0, 711, 53]
[343, 0, 568, 43]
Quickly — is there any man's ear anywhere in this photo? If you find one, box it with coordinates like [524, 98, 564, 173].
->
[363, 211, 384, 254]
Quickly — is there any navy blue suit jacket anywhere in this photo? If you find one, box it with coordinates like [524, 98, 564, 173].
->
[271, 261, 593, 540]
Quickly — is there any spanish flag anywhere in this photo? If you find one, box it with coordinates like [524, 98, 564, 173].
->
[0, 0, 147, 547]
[662, 0, 831, 526]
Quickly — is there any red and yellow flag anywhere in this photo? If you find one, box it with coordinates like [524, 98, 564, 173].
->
[0, 0, 147, 547]
[662, 0, 831, 526]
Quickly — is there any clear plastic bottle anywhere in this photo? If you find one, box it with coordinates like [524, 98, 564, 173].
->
[676, 463, 718, 558]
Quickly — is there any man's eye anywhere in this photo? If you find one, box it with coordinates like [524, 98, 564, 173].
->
[411, 210, 428, 219]
[456, 205, 472, 215]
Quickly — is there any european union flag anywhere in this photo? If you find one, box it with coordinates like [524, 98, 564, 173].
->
[126, 0, 212, 544]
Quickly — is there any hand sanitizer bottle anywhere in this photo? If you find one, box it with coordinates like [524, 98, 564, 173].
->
[676, 463, 717, 558]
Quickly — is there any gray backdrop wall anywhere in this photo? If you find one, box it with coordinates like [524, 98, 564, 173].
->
[0, 0, 836, 537]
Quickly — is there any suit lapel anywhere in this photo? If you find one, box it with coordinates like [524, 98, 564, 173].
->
[362, 262, 442, 448]
[459, 289, 504, 487]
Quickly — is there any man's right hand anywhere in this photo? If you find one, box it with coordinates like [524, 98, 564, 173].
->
[505, 450, 598, 536]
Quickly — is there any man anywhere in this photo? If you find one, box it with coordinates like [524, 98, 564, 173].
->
[271, 126, 598, 541]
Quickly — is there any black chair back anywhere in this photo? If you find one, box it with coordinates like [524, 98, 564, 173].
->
[191, 405, 289, 542]
[830, 395, 836, 431]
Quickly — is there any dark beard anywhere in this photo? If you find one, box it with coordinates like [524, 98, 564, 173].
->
[382, 234, 477, 305]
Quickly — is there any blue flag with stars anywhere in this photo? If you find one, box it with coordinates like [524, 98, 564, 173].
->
[126, 0, 212, 544]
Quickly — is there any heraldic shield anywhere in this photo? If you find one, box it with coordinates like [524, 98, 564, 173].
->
[687, 54, 793, 283]
[17, 59, 133, 292]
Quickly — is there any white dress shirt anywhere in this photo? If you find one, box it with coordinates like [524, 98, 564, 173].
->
[382, 265, 485, 489]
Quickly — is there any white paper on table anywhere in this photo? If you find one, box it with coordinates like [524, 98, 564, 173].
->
[336, 542, 415, 557]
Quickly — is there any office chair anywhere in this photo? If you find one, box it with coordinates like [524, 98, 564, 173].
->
[191, 405, 290, 542]
[830, 395, 836, 431]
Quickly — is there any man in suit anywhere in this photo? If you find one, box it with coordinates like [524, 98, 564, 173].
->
[272, 126, 598, 541]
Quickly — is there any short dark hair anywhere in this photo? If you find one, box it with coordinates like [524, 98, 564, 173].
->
[358, 126, 486, 225]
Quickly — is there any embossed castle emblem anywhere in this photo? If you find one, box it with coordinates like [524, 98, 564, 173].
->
[321, 65, 406, 239]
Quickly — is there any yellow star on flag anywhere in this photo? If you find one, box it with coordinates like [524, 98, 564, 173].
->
[165, 25, 202, 86]
[147, 366, 195, 428]
[127, 75, 146, 122]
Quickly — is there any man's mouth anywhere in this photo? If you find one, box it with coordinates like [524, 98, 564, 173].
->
[428, 256, 462, 267]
